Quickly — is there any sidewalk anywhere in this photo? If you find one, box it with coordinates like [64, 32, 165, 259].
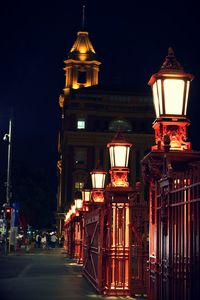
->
[1, 244, 66, 256]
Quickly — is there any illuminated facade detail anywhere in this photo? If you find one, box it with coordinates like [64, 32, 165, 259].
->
[64, 31, 101, 91]
[148, 48, 194, 151]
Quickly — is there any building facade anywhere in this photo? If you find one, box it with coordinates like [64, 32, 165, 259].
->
[56, 27, 155, 234]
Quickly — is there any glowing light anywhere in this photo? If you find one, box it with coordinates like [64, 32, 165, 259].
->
[107, 132, 132, 170]
[91, 172, 106, 189]
[82, 189, 91, 202]
[71, 205, 76, 214]
[109, 145, 130, 168]
[164, 79, 184, 115]
[75, 199, 83, 209]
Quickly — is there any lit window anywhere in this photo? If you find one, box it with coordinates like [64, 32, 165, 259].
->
[77, 119, 85, 129]
[75, 182, 84, 189]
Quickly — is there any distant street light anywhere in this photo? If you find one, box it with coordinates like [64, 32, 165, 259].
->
[90, 163, 106, 204]
[3, 111, 13, 255]
[4, 114, 13, 207]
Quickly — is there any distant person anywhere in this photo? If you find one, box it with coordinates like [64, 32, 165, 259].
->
[50, 233, 57, 248]
[46, 233, 51, 249]
[35, 234, 41, 248]
[59, 235, 64, 248]
[41, 234, 47, 249]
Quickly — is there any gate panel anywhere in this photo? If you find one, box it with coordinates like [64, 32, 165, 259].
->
[149, 163, 200, 299]
[83, 208, 104, 292]
[131, 194, 148, 296]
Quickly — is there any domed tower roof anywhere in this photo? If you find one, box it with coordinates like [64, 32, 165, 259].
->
[68, 31, 96, 61]
[63, 6, 101, 91]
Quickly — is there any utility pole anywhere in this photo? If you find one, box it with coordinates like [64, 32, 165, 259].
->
[6, 114, 12, 206]
[4, 111, 13, 255]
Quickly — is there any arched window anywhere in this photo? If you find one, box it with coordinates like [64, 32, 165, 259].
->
[108, 119, 132, 132]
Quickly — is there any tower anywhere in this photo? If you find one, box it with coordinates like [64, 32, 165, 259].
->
[57, 9, 154, 238]
[63, 6, 101, 93]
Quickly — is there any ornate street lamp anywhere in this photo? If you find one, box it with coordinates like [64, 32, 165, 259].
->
[82, 189, 91, 202]
[90, 163, 106, 203]
[103, 131, 134, 295]
[74, 190, 83, 210]
[82, 189, 91, 211]
[148, 48, 194, 151]
[107, 131, 132, 187]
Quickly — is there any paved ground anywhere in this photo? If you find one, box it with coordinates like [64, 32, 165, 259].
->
[0, 248, 144, 300]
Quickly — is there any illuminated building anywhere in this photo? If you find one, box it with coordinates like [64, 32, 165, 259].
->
[56, 24, 154, 236]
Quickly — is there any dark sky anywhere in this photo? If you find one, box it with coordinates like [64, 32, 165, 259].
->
[0, 1, 200, 194]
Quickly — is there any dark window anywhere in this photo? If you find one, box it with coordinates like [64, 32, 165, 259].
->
[74, 148, 87, 166]
[136, 150, 140, 180]
[109, 119, 132, 132]
[78, 71, 86, 83]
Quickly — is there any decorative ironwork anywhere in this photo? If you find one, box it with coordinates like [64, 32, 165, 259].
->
[109, 169, 129, 187]
[152, 120, 191, 151]
[160, 47, 184, 73]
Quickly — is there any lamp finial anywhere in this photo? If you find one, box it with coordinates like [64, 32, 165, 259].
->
[160, 47, 183, 72]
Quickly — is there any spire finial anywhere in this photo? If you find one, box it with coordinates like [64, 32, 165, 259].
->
[160, 46, 183, 72]
[82, 5, 85, 30]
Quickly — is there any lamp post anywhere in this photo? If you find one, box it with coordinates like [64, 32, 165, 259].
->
[4, 115, 13, 207]
[3, 113, 13, 255]
[148, 47, 194, 151]
[142, 48, 200, 300]
[104, 131, 134, 296]
[82, 189, 91, 211]
[90, 163, 106, 205]
[107, 130, 132, 187]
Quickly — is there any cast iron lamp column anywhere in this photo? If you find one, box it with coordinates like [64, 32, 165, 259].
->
[104, 131, 134, 296]
[142, 48, 199, 300]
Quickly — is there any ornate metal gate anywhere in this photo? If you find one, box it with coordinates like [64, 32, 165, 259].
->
[131, 196, 148, 296]
[83, 208, 104, 292]
[148, 160, 200, 299]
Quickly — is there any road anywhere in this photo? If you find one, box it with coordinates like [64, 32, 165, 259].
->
[0, 248, 140, 300]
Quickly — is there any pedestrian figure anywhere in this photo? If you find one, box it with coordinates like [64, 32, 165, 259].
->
[46, 233, 51, 249]
[59, 235, 64, 248]
[41, 234, 47, 249]
[50, 233, 57, 248]
[35, 234, 41, 248]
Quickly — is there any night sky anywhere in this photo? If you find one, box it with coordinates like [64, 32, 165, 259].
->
[0, 1, 200, 225]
